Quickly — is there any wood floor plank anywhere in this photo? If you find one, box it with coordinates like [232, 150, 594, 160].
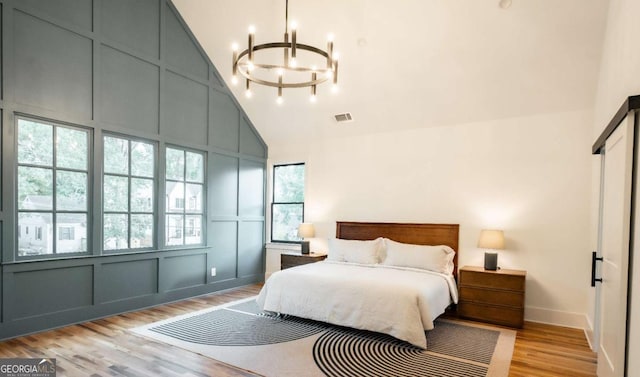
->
[0, 284, 596, 376]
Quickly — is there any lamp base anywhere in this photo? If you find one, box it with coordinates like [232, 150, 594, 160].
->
[301, 241, 310, 254]
[484, 252, 498, 271]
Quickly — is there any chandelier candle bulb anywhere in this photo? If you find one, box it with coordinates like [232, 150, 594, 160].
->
[283, 33, 289, 67]
[327, 41, 333, 69]
[245, 79, 252, 98]
[311, 72, 317, 102]
[292, 29, 297, 59]
[333, 60, 339, 84]
[232, 52, 238, 75]
[248, 30, 254, 62]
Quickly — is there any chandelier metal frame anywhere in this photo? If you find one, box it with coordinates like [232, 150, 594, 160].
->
[231, 0, 338, 99]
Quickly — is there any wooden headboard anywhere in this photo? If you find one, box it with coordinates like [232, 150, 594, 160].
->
[336, 221, 460, 278]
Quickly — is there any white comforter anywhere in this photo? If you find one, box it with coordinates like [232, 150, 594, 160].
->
[256, 261, 458, 349]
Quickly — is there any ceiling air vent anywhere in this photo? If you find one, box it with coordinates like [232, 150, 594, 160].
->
[334, 113, 354, 123]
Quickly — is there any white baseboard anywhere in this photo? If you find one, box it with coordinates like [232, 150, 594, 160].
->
[584, 315, 596, 351]
[525, 306, 590, 330]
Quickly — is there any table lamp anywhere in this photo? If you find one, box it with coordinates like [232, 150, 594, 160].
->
[478, 229, 505, 270]
[298, 223, 315, 254]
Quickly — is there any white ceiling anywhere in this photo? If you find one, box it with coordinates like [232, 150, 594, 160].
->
[172, 0, 609, 146]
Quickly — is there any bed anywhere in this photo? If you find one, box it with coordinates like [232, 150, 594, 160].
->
[257, 221, 460, 349]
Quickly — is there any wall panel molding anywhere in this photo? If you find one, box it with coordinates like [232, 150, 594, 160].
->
[0, 0, 267, 340]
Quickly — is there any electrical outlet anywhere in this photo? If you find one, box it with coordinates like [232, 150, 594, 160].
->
[211, 267, 216, 277]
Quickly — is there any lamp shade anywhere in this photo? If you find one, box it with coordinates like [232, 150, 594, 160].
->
[298, 223, 315, 238]
[477, 229, 505, 250]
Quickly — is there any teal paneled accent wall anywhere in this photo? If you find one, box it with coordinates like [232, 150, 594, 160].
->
[0, 0, 267, 339]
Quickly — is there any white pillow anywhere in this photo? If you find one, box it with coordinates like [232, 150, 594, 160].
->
[382, 238, 455, 275]
[327, 237, 383, 264]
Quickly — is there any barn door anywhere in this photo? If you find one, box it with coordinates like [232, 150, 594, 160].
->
[597, 113, 634, 377]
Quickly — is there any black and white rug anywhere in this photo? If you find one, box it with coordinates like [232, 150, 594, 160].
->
[131, 297, 515, 377]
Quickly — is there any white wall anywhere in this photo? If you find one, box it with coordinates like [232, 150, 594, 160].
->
[269, 109, 593, 327]
[591, 0, 640, 364]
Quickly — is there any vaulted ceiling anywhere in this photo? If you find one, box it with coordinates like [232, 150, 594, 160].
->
[173, 0, 609, 146]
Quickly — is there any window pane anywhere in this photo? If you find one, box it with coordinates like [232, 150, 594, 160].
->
[56, 213, 87, 253]
[56, 127, 88, 170]
[166, 148, 185, 181]
[17, 119, 53, 166]
[166, 214, 184, 246]
[272, 203, 303, 241]
[166, 181, 184, 213]
[131, 178, 153, 212]
[274, 164, 304, 202]
[185, 215, 202, 245]
[185, 183, 203, 213]
[104, 214, 128, 250]
[18, 212, 53, 256]
[18, 166, 53, 210]
[186, 151, 204, 183]
[131, 214, 153, 248]
[56, 171, 87, 211]
[104, 136, 129, 174]
[104, 175, 129, 212]
[131, 142, 154, 178]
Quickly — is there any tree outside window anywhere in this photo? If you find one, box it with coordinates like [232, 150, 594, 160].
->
[16, 118, 90, 257]
[271, 163, 305, 242]
[165, 147, 205, 246]
[103, 136, 155, 251]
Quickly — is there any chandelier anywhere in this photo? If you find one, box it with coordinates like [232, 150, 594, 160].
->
[231, 0, 338, 104]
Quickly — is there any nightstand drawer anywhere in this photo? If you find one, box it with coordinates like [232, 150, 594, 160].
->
[459, 286, 524, 308]
[458, 301, 524, 328]
[460, 270, 525, 291]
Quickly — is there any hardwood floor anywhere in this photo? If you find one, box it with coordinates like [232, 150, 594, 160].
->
[0, 284, 596, 376]
[509, 321, 597, 377]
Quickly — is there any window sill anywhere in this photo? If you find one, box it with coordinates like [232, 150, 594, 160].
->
[265, 242, 301, 251]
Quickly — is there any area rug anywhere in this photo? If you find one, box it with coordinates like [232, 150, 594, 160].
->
[131, 297, 516, 377]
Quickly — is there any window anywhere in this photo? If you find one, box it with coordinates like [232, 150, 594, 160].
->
[271, 163, 305, 242]
[59, 227, 75, 240]
[17, 118, 90, 257]
[103, 135, 155, 251]
[165, 147, 205, 246]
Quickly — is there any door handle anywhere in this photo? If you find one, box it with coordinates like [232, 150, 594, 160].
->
[591, 251, 603, 287]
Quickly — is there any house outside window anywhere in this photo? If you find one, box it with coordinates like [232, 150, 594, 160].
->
[16, 117, 90, 257]
[271, 163, 305, 242]
[165, 147, 205, 246]
[103, 135, 155, 251]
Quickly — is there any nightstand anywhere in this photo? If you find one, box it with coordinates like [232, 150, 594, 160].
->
[457, 265, 526, 328]
[280, 252, 327, 270]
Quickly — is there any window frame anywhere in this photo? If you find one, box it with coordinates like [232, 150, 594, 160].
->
[270, 162, 305, 243]
[164, 145, 207, 248]
[102, 134, 157, 253]
[15, 116, 93, 260]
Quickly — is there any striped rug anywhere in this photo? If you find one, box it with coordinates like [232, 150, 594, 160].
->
[131, 297, 515, 377]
